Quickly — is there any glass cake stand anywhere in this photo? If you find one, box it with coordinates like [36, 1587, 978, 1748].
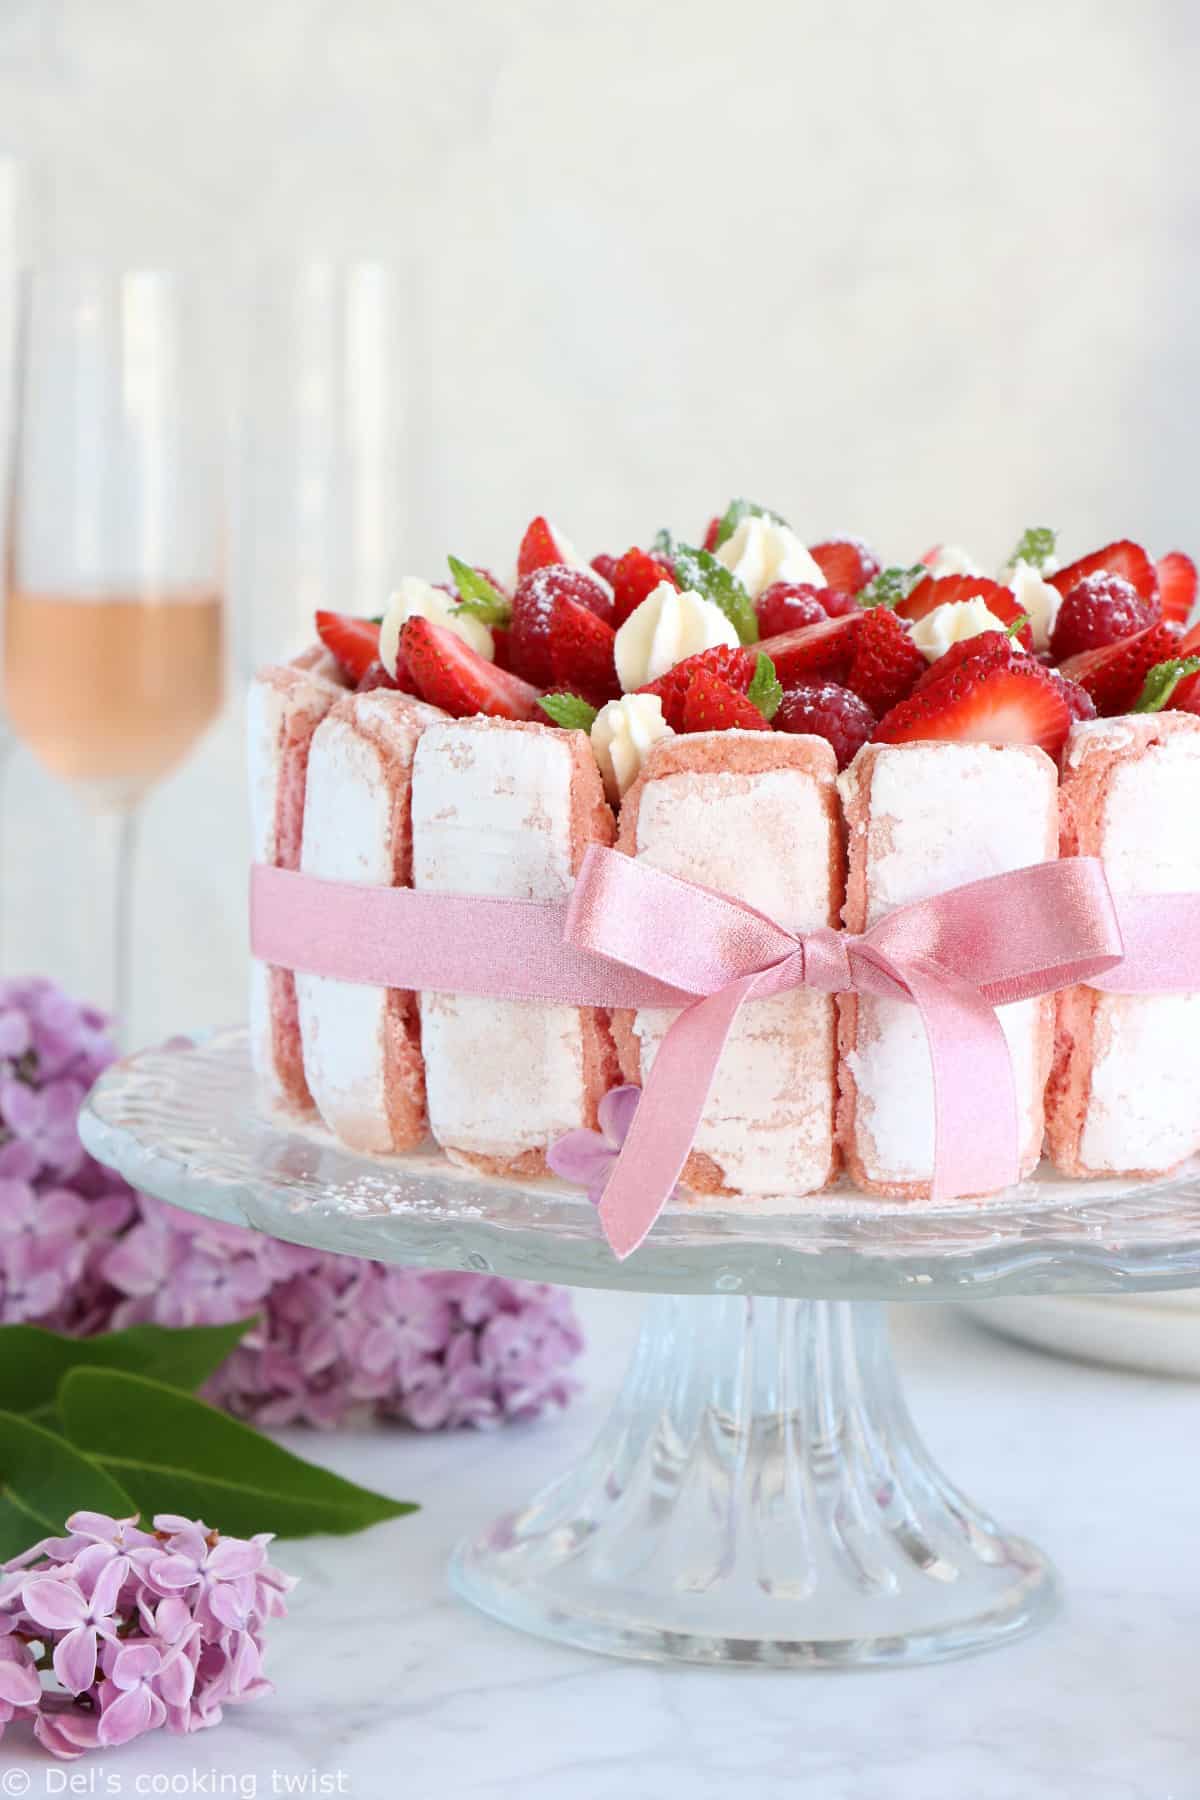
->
[80, 1028, 1200, 1671]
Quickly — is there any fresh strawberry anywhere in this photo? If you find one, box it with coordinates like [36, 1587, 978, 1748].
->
[639, 645, 757, 730]
[315, 611, 382, 685]
[517, 516, 569, 580]
[1057, 621, 1181, 715]
[400, 617, 541, 720]
[896, 574, 1033, 647]
[808, 537, 881, 595]
[756, 615, 861, 688]
[844, 608, 925, 713]
[1049, 573, 1156, 661]
[913, 629, 1023, 691]
[490, 625, 514, 672]
[775, 682, 875, 769]
[1180, 618, 1200, 657]
[1049, 539, 1158, 604]
[547, 602, 619, 704]
[510, 565, 616, 685]
[873, 657, 1072, 758]
[680, 667, 771, 733]
[355, 658, 416, 696]
[612, 547, 677, 626]
[1156, 551, 1197, 626]
[702, 516, 722, 552]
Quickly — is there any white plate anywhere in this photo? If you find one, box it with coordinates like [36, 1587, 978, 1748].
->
[962, 1291, 1200, 1379]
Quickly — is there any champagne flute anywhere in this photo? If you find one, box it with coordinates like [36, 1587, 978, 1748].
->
[3, 268, 225, 1031]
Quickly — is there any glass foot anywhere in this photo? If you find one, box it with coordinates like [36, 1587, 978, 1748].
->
[450, 1297, 1057, 1668]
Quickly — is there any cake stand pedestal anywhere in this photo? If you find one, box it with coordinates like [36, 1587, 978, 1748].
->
[80, 1030, 1200, 1670]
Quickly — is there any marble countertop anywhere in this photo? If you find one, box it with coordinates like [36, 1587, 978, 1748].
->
[5, 1296, 1196, 1800]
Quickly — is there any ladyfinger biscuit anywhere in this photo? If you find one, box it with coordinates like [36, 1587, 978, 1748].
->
[839, 741, 1058, 1197]
[247, 661, 342, 1114]
[296, 690, 444, 1153]
[411, 717, 618, 1176]
[1048, 712, 1200, 1177]
[616, 731, 842, 1200]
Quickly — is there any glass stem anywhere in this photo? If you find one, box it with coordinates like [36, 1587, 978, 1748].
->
[90, 802, 139, 1040]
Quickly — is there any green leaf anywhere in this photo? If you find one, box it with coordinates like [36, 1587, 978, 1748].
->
[1005, 526, 1058, 572]
[447, 556, 512, 625]
[0, 1410, 136, 1561]
[858, 565, 927, 610]
[712, 497, 790, 550]
[59, 1370, 417, 1540]
[651, 527, 675, 557]
[538, 692, 598, 731]
[671, 545, 759, 644]
[747, 653, 783, 722]
[0, 1319, 258, 1423]
[1132, 657, 1200, 714]
[1005, 613, 1032, 640]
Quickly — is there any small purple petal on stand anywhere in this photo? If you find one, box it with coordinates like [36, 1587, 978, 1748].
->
[546, 1130, 615, 1192]
[597, 1083, 642, 1147]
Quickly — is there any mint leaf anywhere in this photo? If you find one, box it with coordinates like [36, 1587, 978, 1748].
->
[1005, 526, 1058, 572]
[0, 1411, 136, 1561]
[538, 693, 598, 731]
[858, 565, 926, 610]
[447, 556, 512, 625]
[671, 545, 759, 644]
[651, 527, 676, 557]
[59, 1369, 417, 1540]
[712, 497, 790, 550]
[1005, 613, 1032, 640]
[747, 653, 783, 722]
[0, 1319, 257, 1424]
[1132, 657, 1200, 714]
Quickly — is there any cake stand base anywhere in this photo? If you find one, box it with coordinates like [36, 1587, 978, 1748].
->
[451, 1296, 1056, 1668]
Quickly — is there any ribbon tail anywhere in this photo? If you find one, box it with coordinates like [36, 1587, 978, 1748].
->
[597, 973, 761, 1260]
[899, 955, 1021, 1202]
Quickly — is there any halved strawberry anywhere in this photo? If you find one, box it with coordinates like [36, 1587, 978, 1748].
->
[844, 608, 924, 713]
[316, 611, 382, 685]
[1049, 539, 1158, 604]
[757, 615, 861, 688]
[680, 667, 770, 733]
[1058, 621, 1181, 715]
[873, 656, 1071, 757]
[517, 516, 572, 580]
[895, 574, 1033, 648]
[612, 547, 677, 627]
[1156, 551, 1197, 626]
[1180, 618, 1200, 657]
[808, 537, 881, 595]
[913, 629, 1023, 691]
[510, 565, 615, 685]
[400, 617, 541, 720]
[639, 645, 757, 730]
[547, 602, 619, 705]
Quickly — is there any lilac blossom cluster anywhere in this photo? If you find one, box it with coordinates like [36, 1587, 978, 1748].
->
[0, 1510, 292, 1757]
[0, 977, 584, 1428]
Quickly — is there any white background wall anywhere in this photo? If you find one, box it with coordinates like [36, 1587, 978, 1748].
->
[0, 0, 1196, 1044]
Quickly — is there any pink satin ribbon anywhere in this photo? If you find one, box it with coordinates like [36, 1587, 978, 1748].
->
[250, 851, 1196, 1260]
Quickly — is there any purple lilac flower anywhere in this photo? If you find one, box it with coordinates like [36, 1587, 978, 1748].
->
[0, 1510, 292, 1758]
[547, 1084, 667, 1209]
[0, 973, 584, 1429]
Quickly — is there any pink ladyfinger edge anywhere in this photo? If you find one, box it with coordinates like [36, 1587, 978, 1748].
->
[614, 728, 843, 1200]
[1047, 712, 1200, 1178]
[435, 717, 618, 1182]
[340, 691, 446, 1154]
[838, 741, 1057, 1201]
[252, 662, 343, 1117]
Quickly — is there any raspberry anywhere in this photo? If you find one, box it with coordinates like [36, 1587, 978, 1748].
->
[775, 681, 875, 770]
[590, 553, 619, 585]
[755, 582, 829, 638]
[819, 587, 859, 617]
[1050, 672, 1098, 723]
[1049, 573, 1156, 662]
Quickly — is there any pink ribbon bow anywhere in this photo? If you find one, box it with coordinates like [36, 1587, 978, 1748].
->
[564, 850, 1127, 1256]
[251, 849, 1140, 1259]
